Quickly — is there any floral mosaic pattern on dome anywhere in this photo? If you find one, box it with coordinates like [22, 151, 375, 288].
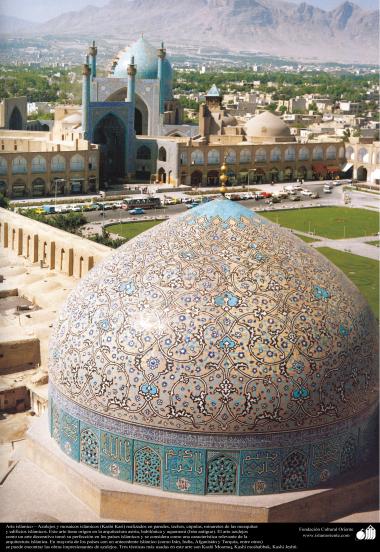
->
[49, 200, 378, 435]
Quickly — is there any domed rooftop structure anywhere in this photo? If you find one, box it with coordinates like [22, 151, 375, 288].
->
[246, 111, 293, 141]
[113, 36, 173, 100]
[49, 200, 378, 496]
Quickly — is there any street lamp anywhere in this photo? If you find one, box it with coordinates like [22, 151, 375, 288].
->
[219, 156, 228, 197]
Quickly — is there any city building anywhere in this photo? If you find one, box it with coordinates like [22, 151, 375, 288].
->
[1, 37, 380, 198]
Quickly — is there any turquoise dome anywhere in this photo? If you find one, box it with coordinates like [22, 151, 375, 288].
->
[113, 36, 173, 100]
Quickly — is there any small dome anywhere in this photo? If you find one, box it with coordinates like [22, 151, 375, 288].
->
[222, 115, 237, 126]
[246, 111, 291, 139]
[113, 36, 173, 100]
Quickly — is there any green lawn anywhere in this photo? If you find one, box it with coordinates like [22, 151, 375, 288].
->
[317, 247, 379, 319]
[107, 220, 163, 240]
[294, 233, 320, 243]
[261, 207, 379, 239]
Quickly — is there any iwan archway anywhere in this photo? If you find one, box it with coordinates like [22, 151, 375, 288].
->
[93, 114, 126, 182]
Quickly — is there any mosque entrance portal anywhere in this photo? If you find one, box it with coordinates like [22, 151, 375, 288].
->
[93, 114, 126, 182]
[9, 107, 23, 130]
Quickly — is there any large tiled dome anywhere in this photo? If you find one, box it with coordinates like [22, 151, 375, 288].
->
[49, 200, 378, 495]
[113, 36, 173, 100]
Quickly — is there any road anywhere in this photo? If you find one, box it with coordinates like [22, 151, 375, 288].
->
[82, 181, 344, 225]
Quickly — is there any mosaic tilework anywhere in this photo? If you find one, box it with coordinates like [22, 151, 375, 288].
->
[60, 412, 80, 461]
[99, 431, 133, 482]
[49, 399, 377, 496]
[80, 423, 100, 470]
[162, 446, 206, 494]
[48, 199, 378, 437]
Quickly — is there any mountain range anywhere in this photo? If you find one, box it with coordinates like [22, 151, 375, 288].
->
[0, 0, 378, 64]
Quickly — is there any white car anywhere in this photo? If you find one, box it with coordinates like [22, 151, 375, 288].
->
[293, 183, 303, 191]
[284, 185, 294, 192]
[301, 190, 313, 196]
[323, 186, 332, 194]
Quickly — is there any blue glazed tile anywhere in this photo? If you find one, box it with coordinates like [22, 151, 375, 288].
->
[308, 438, 341, 487]
[79, 422, 100, 471]
[60, 411, 80, 461]
[280, 445, 310, 491]
[206, 450, 240, 495]
[162, 446, 206, 495]
[99, 430, 133, 482]
[133, 440, 163, 489]
[239, 449, 281, 496]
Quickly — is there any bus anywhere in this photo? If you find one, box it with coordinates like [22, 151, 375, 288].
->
[122, 196, 162, 210]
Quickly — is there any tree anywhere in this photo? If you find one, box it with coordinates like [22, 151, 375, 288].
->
[0, 193, 9, 209]
[342, 129, 351, 143]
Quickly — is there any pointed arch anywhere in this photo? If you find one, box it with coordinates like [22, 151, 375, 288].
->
[281, 450, 308, 490]
[207, 455, 237, 494]
[93, 113, 126, 181]
[9, 106, 23, 130]
[134, 446, 161, 488]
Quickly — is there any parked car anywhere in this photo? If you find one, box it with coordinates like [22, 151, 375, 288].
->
[271, 196, 281, 203]
[255, 193, 264, 200]
[261, 192, 272, 198]
[301, 190, 313, 197]
[290, 195, 301, 201]
[293, 183, 303, 191]
[323, 185, 333, 194]
[129, 208, 145, 215]
[310, 192, 320, 199]
[186, 202, 200, 209]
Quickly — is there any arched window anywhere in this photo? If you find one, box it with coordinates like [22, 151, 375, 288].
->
[191, 150, 204, 165]
[284, 146, 296, 161]
[312, 146, 323, 161]
[255, 148, 266, 162]
[12, 156, 27, 174]
[80, 428, 99, 469]
[298, 147, 309, 161]
[31, 155, 47, 173]
[281, 450, 308, 491]
[180, 151, 188, 165]
[239, 149, 251, 163]
[88, 154, 97, 170]
[134, 447, 161, 487]
[0, 157, 7, 175]
[225, 150, 236, 163]
[136, 145, 151, 160]
[51, 155, 66, 172]
[207, 455, 237, 494]
[338, 146, 345, 159]
[207, 149, 220, 165]
[270, 147, 281, 162]
[326, 146, 336, 160]
[70, 154, 84, 171]
[345, 146, 354, 160]
[158, 147, 167, 162]
[357, 148, 369, 163]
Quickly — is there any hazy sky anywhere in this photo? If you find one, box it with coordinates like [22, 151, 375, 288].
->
[0, 0, 378, 22]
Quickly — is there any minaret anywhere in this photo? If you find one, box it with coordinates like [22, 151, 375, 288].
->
[82, 56, 91, 139]
[127, 56, 137, 105]
[157, 41, 166, 115]
[88, 40, 97, 79]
